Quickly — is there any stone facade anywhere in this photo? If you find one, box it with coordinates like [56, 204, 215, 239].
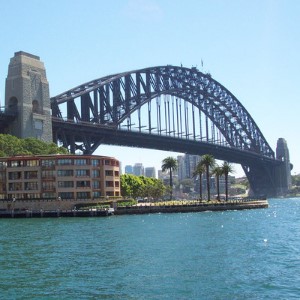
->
[5, 51, 52, 142]
[276, 138, 292, 191]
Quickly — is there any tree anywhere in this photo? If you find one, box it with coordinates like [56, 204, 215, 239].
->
[292, 174, 300, 186]
[199, 154, 215, 201]
[212, 165, 223, 200]
[0, 134, 68, 156]
[0, 134, 26, 156]
[140, 177, 166, 201]
[161, 156, 178, 200]
[221, 161, 234, 201]
[120, 174, 144, 199]
[193, 163, 205, 200]
[120, 174, 166, 200]
[179, 178, 194, 193]
[22, 137, 68, 155]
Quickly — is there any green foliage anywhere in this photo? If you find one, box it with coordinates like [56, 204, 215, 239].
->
[199, 154, 216, 201]
[292, 174, 300, 186]
[221, 161, 234, 201]
[120, 174, 166, 200]
[179, 178, 194, 193]
[161, 156, 178, 173]
[120, 174, 144, 198]
[162, 156, 178, 200]
[117, 200, 137, 207]
[0, 134, 68, 157]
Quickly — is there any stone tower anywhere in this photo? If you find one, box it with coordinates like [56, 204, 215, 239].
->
[5, 51, 52, 142]
[276, 138, 292, 193]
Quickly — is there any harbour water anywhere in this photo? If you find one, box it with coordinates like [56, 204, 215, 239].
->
[0, 198, 299, 299]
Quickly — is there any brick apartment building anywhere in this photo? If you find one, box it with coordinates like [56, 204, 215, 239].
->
[0, 154, 120, 201]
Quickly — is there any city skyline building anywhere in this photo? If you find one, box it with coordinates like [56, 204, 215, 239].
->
[133, 163, 144, 176]
[125, 165, 133, 175]
[145, 167, 156, 178]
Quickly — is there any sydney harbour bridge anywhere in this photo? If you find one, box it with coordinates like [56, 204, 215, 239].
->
[1, 52, 292, 197]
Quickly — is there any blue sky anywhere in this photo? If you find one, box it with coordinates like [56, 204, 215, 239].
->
[1, 0, 299, 177]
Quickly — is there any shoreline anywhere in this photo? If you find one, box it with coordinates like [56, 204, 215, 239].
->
[0, 200, 268, 218]
[115, 200, 268, 215]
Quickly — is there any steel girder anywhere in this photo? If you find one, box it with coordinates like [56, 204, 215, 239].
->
[50, 65, 286, 196]
[51, 66, 274, 159]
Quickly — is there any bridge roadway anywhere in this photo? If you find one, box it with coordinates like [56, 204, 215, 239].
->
[52, 116, 284, 197]
[52, 116, 280, 167]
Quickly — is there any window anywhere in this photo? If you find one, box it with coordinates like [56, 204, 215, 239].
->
[115, 181, 119, 188]
[32, 100, 39, 113]
[57, 159, 72, 165]
[58, 181, 74, 188]
[105, 170, 113, 176]
[93, 191, 101, 198]
[76, 181, 90, 188]
[41, 159, 55, 167]
[9, 182, 22, 191]
[105, 181, 114, 187]
[74, 159, 87, 165]
[26, 160, 39, 167]
[42, 193, 56, 199]
[77, 192, 91, 199]
[24, 171, 38, 179]
[114, 171, 119, 177]
[92, 181, 100, 189]
[0, 161, 7, 169]
[91, 159, 99, 166]
[8, 172, 22, 180]
[42, 182, 55, 190]
[57, 169, 73, 177]
[75, 169, 89, 177]
[58, 192, 74, 199]
[25, 193, 40, 199]
[92, 170, 100, 178]
[25, 182, 38, 190]
[10, 160, 24, 167]
[0, 172, 6, 180]
[42, 170, 55, 178]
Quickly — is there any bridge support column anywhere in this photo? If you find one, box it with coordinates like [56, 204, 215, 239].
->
[5, 51, 52, 142]
[244, 138, 292, 197]
[275, 138, 292, 195]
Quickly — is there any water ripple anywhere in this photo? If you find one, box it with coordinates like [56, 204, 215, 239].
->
[0, 198, 299, 299]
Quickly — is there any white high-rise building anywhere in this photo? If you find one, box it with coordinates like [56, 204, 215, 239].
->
[133, 163, 144, 176]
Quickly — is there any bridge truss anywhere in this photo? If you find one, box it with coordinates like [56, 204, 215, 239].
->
[51, 66, 283, 196]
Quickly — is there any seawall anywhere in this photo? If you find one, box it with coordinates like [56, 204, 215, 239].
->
[0, 199, 268, 218]
[114, 200, 269, 215]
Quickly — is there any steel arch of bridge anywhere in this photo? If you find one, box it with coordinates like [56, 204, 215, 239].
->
[50, 65, 282, 196]
[51, 65, 273, 158]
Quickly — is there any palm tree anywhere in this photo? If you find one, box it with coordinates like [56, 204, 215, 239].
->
[212, 165, 223, 200]
[161, 156, 178, 200]
[193, 163, 205, 201]
[199, 154, 215, 201]
[221, 161, 234, 201]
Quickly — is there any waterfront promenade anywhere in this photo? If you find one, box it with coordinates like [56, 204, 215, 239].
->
[0, 199, 268, 218]
[115, 200, 268, 215]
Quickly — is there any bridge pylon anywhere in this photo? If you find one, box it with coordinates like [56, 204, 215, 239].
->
[5, 51, 52, 142]
[275, 138, 292, 195]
